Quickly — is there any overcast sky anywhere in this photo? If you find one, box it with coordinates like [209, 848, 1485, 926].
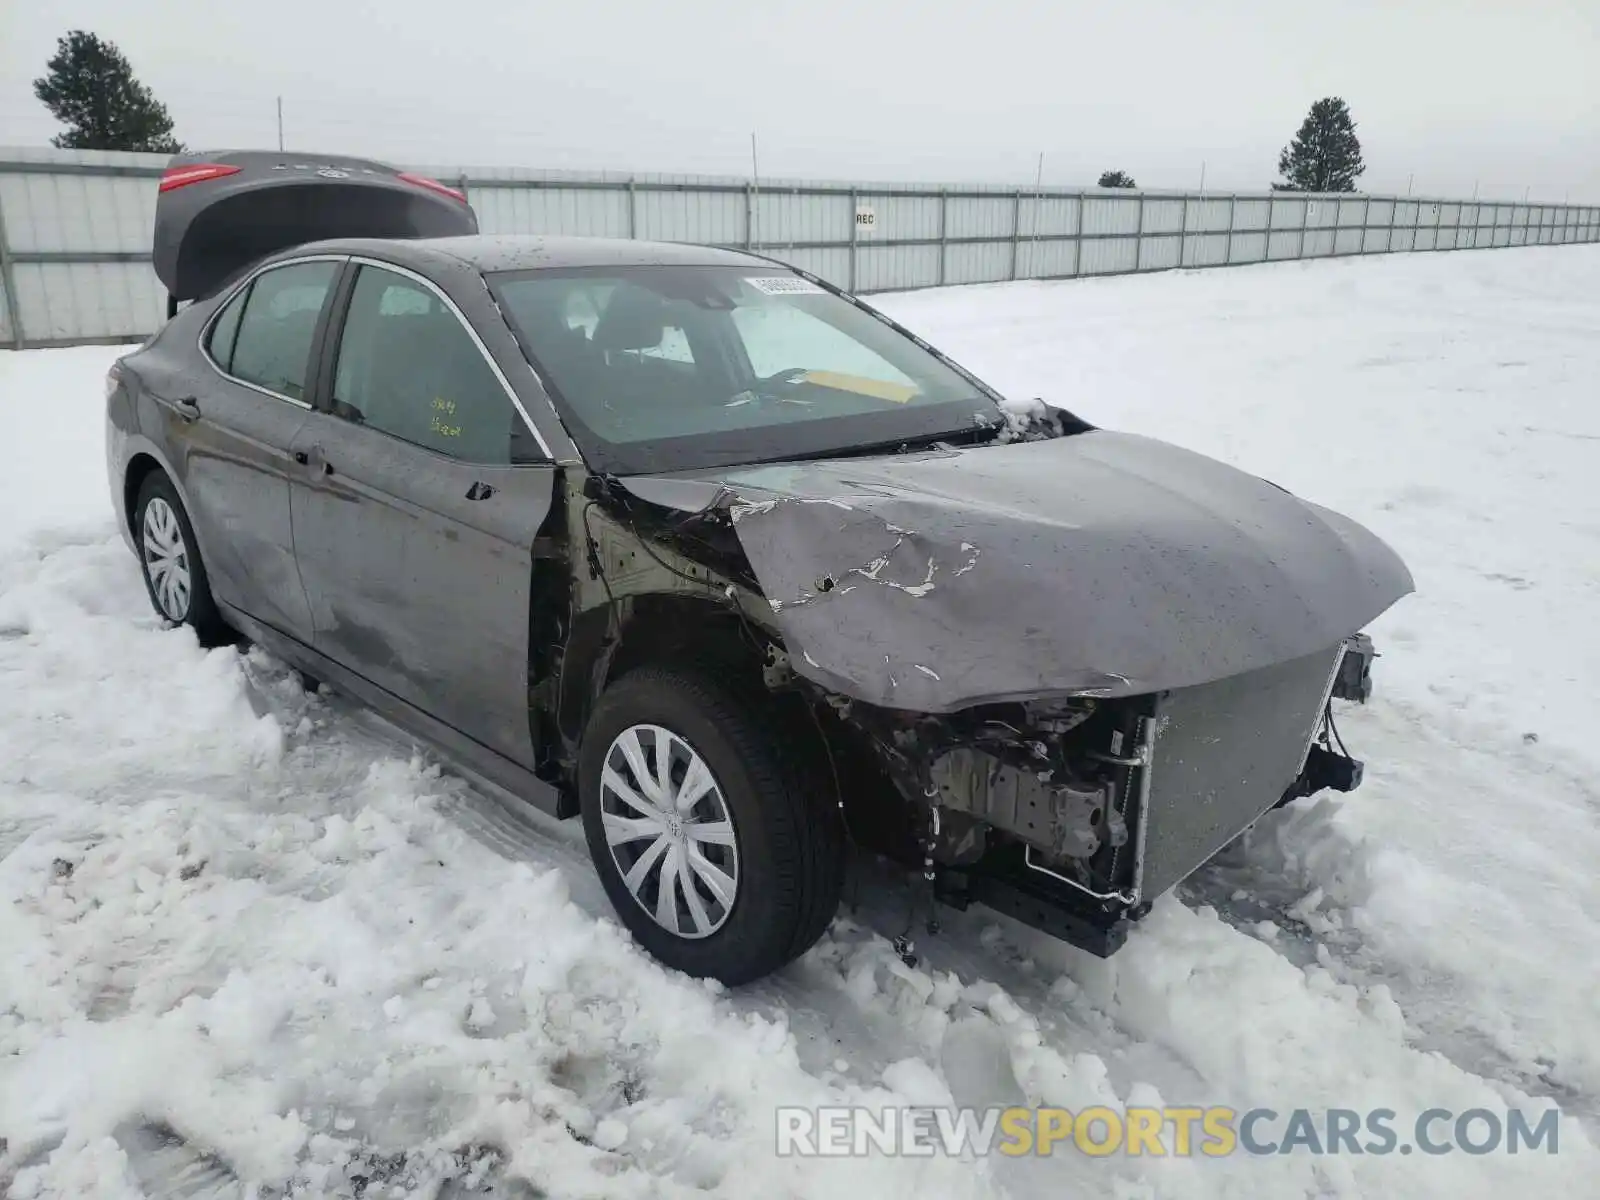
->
[2, 0, 1597, 201]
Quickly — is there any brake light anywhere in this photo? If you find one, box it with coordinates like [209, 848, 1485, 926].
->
[398, 172, 467, 203]
[159, 163, 242, 192]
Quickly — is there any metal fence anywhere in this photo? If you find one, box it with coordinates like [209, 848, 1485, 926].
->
[2, 146, 1597, 349]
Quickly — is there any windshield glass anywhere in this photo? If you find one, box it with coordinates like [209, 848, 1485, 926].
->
[489, 265, 1002, 473]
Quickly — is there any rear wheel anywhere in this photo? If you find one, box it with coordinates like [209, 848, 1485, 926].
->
[578, 666, 845, 984]
[133, 472, 231, 647]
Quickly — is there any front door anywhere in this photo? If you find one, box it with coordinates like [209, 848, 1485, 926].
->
[165, 257, 342, 640]
[289, 260, 556, 768]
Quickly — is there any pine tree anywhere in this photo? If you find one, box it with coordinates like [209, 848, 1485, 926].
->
[1097, 170, 1137, 189]
[33, 31, 184, 154]
[1274, 98, 1364, 193]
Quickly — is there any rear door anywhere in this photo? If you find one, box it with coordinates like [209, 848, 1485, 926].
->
[289, 258, 557, 769]
[166, 256, 343, 640]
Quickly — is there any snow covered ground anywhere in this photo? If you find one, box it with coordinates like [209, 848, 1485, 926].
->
[3, 246, 1599, 1198]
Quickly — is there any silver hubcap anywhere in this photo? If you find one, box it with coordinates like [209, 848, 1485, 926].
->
[141, 498, 192, 622]
[601, 724, 739, 939]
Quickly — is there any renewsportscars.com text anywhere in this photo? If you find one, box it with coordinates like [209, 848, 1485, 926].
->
[775, 1105, 1562, 1158]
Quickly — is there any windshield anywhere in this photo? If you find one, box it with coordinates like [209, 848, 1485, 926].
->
[489, 265, 1003, 473]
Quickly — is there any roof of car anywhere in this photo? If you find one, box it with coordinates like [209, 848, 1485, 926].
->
[300, 233, 780, 274]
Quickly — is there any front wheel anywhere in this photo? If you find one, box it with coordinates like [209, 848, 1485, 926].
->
[578, 666, 845, 984]
[133, 472, 232, 647]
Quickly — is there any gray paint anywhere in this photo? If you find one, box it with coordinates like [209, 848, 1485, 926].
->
[110, 239, 562, 792]
[620, 429, 1413, 712]
[289, 412, 556, 770]
[103, 210, 1419, 943]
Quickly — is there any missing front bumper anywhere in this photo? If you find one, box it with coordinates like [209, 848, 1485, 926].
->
[932, 635, 1375, 954]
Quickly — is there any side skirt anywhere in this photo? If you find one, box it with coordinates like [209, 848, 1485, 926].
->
[219, 600, 576, 820]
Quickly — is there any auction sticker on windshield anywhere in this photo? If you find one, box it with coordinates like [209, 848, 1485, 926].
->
[746, 276, 828, 295]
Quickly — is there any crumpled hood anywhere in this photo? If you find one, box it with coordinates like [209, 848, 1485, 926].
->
[620, 429, 1414, 712]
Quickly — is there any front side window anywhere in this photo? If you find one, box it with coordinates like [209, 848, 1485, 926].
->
[330, 265, 530, 464]
[490, 266, 1000, 473]
[228, 260, 339, 400]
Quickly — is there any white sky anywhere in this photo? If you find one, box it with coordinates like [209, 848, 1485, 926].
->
[2, 0, 1597, 201]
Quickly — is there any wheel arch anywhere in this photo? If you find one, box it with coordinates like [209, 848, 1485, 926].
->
[117, 436, 191, 529]
[553, 591, 774, 759]
[123, 450, 167, 538]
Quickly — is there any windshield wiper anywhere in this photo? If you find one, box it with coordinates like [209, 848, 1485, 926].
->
[773, 420, 1005, 464]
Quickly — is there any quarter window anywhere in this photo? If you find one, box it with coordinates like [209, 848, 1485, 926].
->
[228, 261, 340, 401]
[206, 284, 249, 372]
[331, 265, 528, 464]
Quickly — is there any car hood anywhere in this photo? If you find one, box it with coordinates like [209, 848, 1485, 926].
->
[619, 429, 1414, 712]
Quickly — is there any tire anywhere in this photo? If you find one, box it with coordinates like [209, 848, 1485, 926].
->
[132, 472, 232, 648]
[578, 665, 845, 984]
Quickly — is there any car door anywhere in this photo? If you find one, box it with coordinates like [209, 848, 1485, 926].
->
[289, 259, 557, 769]
[166, 256, 342, 640]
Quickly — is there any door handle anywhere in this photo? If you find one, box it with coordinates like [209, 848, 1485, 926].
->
[293, 448, 334, 476]
[173, 396, 201, 422]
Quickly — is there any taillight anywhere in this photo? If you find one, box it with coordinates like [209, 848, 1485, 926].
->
[105, 363, 121, 401]
[159, 163, 242, 192]
[398, 172, 467, 203]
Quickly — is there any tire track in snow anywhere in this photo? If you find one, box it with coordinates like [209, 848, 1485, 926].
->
[1185, 695, 1600, 1125]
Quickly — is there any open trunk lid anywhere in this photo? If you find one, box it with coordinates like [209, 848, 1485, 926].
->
[153, 150, 478, 305]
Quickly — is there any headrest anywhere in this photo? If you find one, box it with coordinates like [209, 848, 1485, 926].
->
[593, 287, 669, 352]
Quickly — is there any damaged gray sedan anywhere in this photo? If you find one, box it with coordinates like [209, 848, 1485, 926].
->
[107, 152, 1412, 984]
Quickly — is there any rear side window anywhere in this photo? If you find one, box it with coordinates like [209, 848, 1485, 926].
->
[228, 260, 340, 401]
[206, 284, 249, 372]
[330, 265, 531, 464]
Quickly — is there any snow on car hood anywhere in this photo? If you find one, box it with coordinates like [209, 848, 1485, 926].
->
[620, 429, 1414, 712]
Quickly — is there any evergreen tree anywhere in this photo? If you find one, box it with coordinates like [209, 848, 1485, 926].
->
[1097, 170, 1137, 189]
[1274, 97, 1364, 192]
[33, 31, 184, 153]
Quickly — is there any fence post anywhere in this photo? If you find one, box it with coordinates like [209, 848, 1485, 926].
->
[1298, 196, 1310, 258]
[1262, 193, 1274, 262]
[627, 178, 638, 240]
[1009, 188, 1022, 280]
[1224, 194, 1237, 265]
[849, 188, 859, 293]
[1073, 191, 1085, 276]
[1360, 195, 1372, 254]
[0, 193, 23, 350]
[936, 188, 947, 286]
[744, 182, 754, 250]
[1178, 189, 1190, 267]
[1133, 191, 1146, 270]
[1433, 199, 1442, 249]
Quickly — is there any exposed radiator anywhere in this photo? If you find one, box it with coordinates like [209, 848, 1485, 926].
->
[1136, 643, 1344, 899]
